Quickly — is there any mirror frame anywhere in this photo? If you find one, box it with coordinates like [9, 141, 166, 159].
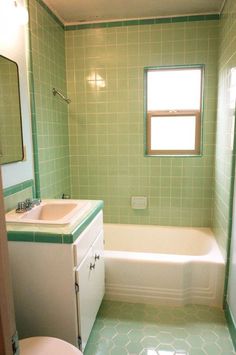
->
[0, 54, 24, 165]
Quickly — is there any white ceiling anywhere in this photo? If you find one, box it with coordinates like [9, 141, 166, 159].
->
[42, 0, 225, 26]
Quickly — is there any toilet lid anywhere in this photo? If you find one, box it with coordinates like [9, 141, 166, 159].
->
[19, 336, 83, 355]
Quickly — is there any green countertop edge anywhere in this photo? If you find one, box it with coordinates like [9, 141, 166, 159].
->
[225, 301, 236, 351]
[7, 201, 104, 244]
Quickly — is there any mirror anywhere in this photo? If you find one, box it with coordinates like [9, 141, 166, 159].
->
[0, 55, 24, 165]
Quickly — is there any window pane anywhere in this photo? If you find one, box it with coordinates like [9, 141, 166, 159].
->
[150, 116, 196, 151]
[147, 68, 202, 111]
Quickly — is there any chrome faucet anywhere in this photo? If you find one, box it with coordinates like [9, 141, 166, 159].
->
[16, 198, 41, 213]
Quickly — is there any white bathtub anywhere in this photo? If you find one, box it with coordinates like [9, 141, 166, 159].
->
[104, 224, 225, 307]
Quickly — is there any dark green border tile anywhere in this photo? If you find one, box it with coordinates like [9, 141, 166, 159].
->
[225, 301, 236, 351]
[141, 19, 155, 25]
[35, 233, 63, 243]
[107, 21, 124, 28]
[92, 23, 107, 28]
[125, 20, 139, 26]
[223, 108, 236, 304]
[65, 14, 219, 31]
[189, 15, 205, 21]
[172, 16, 188, 23]
[63, 234, 73, 244]
[71, 202, 104, 241]
[3, 180, 34, 198]
[155, 18, 171, 24]
[205, 14, 220, 20]
[27, 0, 41, 199]
[7, 231, 34, 242]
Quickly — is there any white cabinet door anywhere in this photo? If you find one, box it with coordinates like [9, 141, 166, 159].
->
[92, 231, 105, 316]
[75, 231, 104, 351]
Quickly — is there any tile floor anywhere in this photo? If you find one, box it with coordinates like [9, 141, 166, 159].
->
[84, 300, 235, 355]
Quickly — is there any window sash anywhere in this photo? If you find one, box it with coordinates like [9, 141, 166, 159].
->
[147, 67, 203, 111]
[146, 110, 201, 155]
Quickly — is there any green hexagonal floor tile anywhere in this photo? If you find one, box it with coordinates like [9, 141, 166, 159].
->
[84, 300, 235, 355]
[186, 334, 204, 348]
[112, 333, 130, 347]
[110, 345, 128, 355]
[126, 340, 144, 354]
[141, 335, 160, 348]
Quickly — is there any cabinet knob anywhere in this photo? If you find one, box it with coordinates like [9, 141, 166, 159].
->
[95, 254, 100, 261]
[90, 262, 95, 270]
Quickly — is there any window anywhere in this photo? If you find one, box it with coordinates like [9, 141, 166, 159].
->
[145, 66, 204, 156]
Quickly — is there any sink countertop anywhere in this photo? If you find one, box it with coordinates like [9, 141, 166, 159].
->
[6, 199, 104, 244]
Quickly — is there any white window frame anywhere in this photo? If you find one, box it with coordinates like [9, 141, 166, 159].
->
[145, 66, 204, 156]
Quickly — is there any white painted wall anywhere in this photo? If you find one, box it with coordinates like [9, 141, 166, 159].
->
[0, 0, 34, 188]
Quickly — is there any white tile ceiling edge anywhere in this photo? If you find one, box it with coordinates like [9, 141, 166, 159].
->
[43, 11, 221, 27]
[62, 13, 218, 27]
[41, 0, 225, 27]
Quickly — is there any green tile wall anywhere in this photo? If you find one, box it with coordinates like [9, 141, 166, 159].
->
[65, 20, 219, 226]
[28, 0, 71, 198]
[213, 0, 236, 261]
[3, 180, 34, 212]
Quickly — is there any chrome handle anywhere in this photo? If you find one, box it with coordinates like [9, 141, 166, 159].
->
[95, 254, 100, 261]
[90, 263, 95, 270]
[16, 201, 26, 213]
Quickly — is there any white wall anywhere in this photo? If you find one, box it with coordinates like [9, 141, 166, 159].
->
[0, 0, 34, 188]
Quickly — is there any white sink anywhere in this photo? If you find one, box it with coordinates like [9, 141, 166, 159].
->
[5, 200, 92, 227]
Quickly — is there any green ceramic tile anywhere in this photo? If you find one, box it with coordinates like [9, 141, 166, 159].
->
[64, 20, 218, 227]
[3, 180, 34, 197]
[29, 0, 71, 199]
[84, 300, 235, 355]
[4, 185, 34, 212]
[7, 231, 34, 242]
[63, 234, 73, 244]
[34, 233, 63, 243]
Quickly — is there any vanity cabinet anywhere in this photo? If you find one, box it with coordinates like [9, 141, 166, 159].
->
[8, 211, 104, 351]
[76, 231, 104, 350]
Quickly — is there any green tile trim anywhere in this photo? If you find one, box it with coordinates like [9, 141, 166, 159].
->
[3, 180, 34, 198]
[7, 230, 62, 243]
[225, 301, 236, 351]
[223, 109, 236, 304]
[65, 14, 219, 31]
[7, 231, 34, 242]
[155, 18, 171, 24]
[7, 201, 104, 244]
[171, 16, 188, 23]
[203, 14, 220, 20]
[69, 201, 104, 243]
[35, 233, 63, 243]
[27, 0, 41, 199]
[62, 234, 73, 244]
[35, 0, 64, 29]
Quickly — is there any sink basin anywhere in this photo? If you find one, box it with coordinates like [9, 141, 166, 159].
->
[5, 200, 92, 227]
[21, 203, 77, 221]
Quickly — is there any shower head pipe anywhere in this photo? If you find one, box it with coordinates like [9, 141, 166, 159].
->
[52, 88, 71, 104]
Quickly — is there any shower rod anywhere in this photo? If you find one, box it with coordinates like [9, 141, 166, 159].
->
[52, 88, 71, 104]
